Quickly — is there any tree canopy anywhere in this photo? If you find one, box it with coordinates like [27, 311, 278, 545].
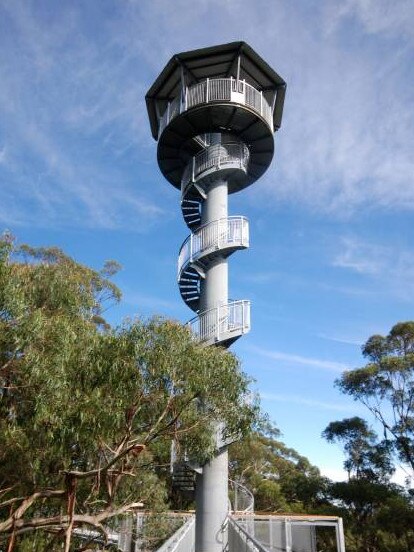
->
[337, 322, 414, 475]
[0, 236, 258, 550]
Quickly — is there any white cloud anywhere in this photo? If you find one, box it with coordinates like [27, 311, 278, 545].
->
[317, 332, 363, 346]
[0, 1, 163, 230]
[332, 237, 386, 275]
[323, 0, 414, 41]
[332, 236, 414, 301]
[0, 0, 414, 226]
[260, 392, 357, 412]
[0, 145, 6, 165]
[248, 345, 350, 372]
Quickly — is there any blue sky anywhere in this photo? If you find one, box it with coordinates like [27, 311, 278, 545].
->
[1, 0, 413, 483]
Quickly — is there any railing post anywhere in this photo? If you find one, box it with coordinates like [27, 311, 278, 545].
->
[337, 518, 346, 552]
[167, 101, 171, 125]
[190, 233, 193, 263]
[206, 78, 209, 103]
[285, 520, 292, 552]
[260, 90, 263, 116]
[269, 516, 273, 552]
[192, 155, 195, 182]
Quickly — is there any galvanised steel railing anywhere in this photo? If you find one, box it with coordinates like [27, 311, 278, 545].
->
[181, 142, 250, 193]
[178, 216, 249, 277]
[228, 517, 269, 552]
[187, 300, 250, 344]
[159, 78, 273, 137]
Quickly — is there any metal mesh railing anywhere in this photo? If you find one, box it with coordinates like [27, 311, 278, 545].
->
[178, 216, 249, 276]
[187, 300, 250, 344]
[181, 142, 249, 192]
[208, 78, 232, 101]
[158, 78, 273, 138]
[229, 479, 255, 514]
[186, 81, 206, 108]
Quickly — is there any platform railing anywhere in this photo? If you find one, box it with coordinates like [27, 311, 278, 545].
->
[159, 77, 273, 137]
[181, 142, 249, 192]
[178, 216, 249, 277]
[187, 300, 250, 344]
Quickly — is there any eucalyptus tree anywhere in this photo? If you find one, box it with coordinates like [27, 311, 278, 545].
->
[337, 322, 414, 475]
[0, 236, 258, 550]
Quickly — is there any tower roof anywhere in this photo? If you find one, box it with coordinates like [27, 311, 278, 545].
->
[146, 41, 286, 139]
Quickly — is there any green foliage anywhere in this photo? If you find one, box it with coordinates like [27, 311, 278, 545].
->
[0, 236, 259, 549]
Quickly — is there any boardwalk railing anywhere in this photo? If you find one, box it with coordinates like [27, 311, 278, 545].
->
[232, 514, 347, 552]
[155, 516, 195, 552]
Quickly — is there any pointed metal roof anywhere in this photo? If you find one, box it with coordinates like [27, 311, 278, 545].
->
[146, 42, 286, 139]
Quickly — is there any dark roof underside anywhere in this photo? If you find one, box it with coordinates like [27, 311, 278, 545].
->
[146, 41, 285, 99]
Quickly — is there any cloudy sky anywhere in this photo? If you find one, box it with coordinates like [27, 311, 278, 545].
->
[1, 0, 413, 482]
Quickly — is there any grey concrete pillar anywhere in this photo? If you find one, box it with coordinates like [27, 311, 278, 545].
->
[196, 170, 229, 552]
[200, 177, 228, 312]
[195, 449, 229, 552]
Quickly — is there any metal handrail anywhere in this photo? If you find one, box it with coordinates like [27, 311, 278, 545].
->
[178, 216, 249, 277]
[159, 77, 273, 137]
[187, 300, 250, 344]
[181, 142, 250, 192]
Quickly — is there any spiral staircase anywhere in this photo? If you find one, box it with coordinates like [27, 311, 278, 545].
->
[178, 139, 251, 346]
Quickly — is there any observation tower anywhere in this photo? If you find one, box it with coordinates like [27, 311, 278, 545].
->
[146, 42, 286, 552]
